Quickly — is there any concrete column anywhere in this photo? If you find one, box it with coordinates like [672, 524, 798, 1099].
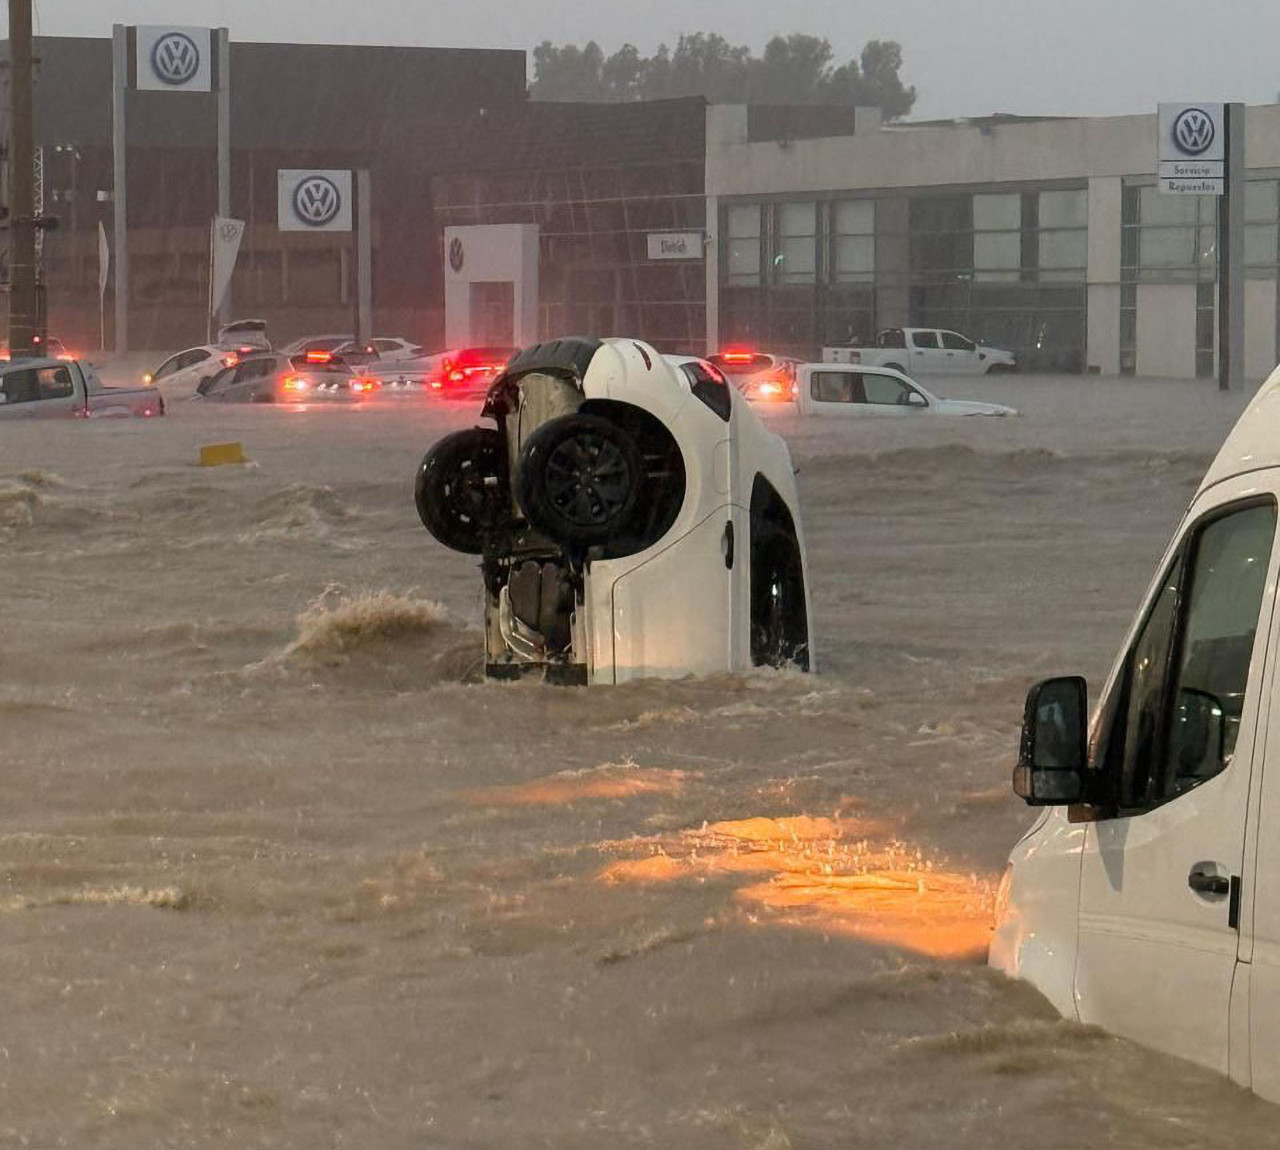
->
[705, 194, 720, 352]
[1085, 176, 1122, 374]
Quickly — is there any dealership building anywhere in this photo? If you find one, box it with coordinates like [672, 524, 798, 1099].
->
[3, 34, 1280, 378]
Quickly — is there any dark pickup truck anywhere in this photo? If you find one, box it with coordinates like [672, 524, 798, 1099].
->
[0, 359, 164, 419]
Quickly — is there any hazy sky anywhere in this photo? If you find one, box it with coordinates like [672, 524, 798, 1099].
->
[16, 0, 1280, 119]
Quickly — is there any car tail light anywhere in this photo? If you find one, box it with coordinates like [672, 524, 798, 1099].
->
[281, 375, 309, 392]
[720, 349, 756, 365]
[223, 353, 240, 368]
[142, 372, 154, 385]
[754, 379, 786, 399]
[306, 350, 334, 364]
[349, 376, 381, 393]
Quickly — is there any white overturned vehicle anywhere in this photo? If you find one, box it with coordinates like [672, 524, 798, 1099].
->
[414, 337, 813, 684]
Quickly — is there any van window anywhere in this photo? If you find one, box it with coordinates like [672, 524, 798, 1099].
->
[1094, 500, 1276, 812]
[911, 330, 939, 349]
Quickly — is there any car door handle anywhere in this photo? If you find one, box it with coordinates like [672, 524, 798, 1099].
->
[722, 521, 734, 570]
[1188, 870, 1230, 896]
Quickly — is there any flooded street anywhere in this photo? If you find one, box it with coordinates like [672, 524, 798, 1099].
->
[2, 375, 1277, 1147]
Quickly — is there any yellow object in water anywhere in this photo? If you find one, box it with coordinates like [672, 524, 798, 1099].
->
[199, 442, 246, 467]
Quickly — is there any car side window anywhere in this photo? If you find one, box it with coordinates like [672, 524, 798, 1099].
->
[941, 331, 975, 352]
[179, 349, 211, 370]
[234, 358, 276, 383]
[911, 331, 939, 349]
[153, 354, 183, 379]
[0, 369, 40, 404]
[863, 375, 913, 406]
[198, 367, 235, 396]
[1092, 500, 1277, 812]
[373, 340, 397, 352]
[36, 366, 74, 399]
[810, 371, 863, 403]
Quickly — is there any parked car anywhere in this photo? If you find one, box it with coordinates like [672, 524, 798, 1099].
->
[792, 363, 1017, 417]
[216, 319, 271, 351]
[707, 349, 801, 404]
[144, 345, 239, 399]
[1, 335, 77, 362]
[195, 350, 381, 403]
[336, 337, 423, 363]
[823, 327, 1016, 375]
[413, 336, 812, 684]
[0, 358, 164, 419]
[991, 359, 1280, 1101]
[277, 334, 353, 358]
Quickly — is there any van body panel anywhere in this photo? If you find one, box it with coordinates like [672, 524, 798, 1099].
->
[988, 810, 1085, 1018]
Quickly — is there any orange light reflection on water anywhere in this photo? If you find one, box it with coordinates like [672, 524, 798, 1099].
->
[464, 766, 686, 808]
[599, 815, 996, 960]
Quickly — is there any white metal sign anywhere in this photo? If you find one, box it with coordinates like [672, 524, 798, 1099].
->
[136, 26, 212, 92]
[277, 170, 353, 232]
[1158, 103, 1225, 195]
[647, 232, 704, 260]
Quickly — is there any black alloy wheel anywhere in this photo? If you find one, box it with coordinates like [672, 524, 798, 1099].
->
[415, 427, 510, 554]
[516, 413, 643, 547]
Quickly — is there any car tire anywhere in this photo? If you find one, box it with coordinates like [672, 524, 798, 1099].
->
[415, 427, 510, 554]
[516, 413, 644, 548]
[750, 523, 809, 671]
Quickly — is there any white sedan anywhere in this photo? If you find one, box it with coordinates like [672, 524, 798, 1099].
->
[793, 363, 1017, 417]
[144, 345, 239, 399]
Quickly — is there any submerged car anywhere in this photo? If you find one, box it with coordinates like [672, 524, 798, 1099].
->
[793, 363, 1017, 417]
[707, 349, 801, 404]
[414, 336, 813, 684]
[195, 350, 381, 403]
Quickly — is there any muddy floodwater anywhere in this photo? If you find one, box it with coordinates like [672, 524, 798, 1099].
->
[2, 373, 1277, 1147]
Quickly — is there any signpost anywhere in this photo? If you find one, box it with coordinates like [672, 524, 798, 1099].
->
[111, 24, 230, 352]
[277, 169, 371, 344]
[1158, 102, 1244, 390]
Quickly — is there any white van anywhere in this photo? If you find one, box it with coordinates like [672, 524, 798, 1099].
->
[991, 366, 1280, 1100]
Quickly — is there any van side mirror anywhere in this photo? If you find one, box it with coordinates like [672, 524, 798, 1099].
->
[1013, 676, 1088, 805]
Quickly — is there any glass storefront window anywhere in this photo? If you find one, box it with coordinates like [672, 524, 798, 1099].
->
[1039, 189, 1088, 230]
[1038, 229, 1087, 278]
[727, 203, 762, 286]
[777, 201, 816, 284]
[973, 193, 1021, 231]
[832, 200, 875, 283]
[974, 232, 1021, 281]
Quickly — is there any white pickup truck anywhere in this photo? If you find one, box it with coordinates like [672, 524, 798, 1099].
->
[0, 359, 164, 419]
[823, 327, 1016, 375]
[792, 363, 1016, 418]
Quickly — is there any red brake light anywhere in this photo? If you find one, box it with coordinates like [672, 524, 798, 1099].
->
[721, 349, 755, 365]
[306, 350, 333, 364]
[223, 352, 240, 368]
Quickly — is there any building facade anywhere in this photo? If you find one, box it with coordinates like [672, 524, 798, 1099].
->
[705, 104, 1280, 378]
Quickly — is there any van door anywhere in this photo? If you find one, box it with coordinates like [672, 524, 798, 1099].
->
[1073, 482, 1278, 1075]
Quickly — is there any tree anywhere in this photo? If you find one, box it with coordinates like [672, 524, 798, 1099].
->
[529, 32, 917, 119]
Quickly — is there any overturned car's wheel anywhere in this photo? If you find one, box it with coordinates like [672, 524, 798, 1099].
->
[415, 427, 509, 554]
[516, 413, 643, 547]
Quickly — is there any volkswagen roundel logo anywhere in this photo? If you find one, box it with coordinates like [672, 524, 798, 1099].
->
[1172, 107, 1216, 156]
[151, 32, 201, 86]
[293, 176, 342, 227]
[448, 237, 465, 273]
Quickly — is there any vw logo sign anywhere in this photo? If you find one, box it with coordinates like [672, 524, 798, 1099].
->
[448, 237, 465, 273]
[293, 176, 342, 228]
[1172, 107, 1216, 156]
[151, 32, 200, 86]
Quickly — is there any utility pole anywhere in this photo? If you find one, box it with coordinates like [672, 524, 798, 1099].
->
[8, 0, 38, 352]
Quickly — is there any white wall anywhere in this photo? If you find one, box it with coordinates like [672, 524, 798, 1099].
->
[1136, 284, 1197, 379]
[1246, 279, 1279, 381]
[706, 105, 1280, 199]
[443, 224, 539, 348]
